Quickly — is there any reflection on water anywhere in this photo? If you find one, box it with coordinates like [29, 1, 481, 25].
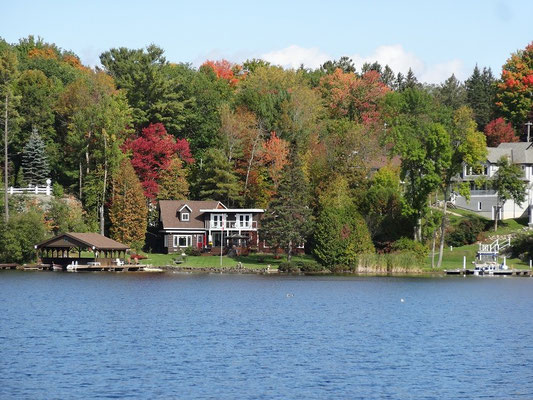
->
[1, 272, 532, 399]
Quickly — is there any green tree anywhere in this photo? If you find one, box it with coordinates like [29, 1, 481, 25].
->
[385, 88, 451, 241]
[0, 209, 47, 263]
[195, 148, 242, 206]
[465, 65, 496, 130]
[313, 175, 374, 269]
[435, 74, 466, 109]
[492, 157, 527, 231]
[260, 152, 312, 261]
[436, 106, 487, 268]
[21, 127, 50, 185]
[109, 158, 148, 250]
[46, 196, 87, 235]
[100, 45, 188, 136]
[157, 157, 189, 200]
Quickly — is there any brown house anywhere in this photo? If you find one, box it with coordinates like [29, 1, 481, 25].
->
[158, 200, 264, 254]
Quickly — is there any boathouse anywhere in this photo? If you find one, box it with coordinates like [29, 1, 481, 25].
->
[35, 232, 129, 267]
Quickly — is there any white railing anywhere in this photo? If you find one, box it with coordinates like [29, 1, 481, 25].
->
[0, 179, 52, 196]
[478, 237, 511, 254]
[205, 220, 258, 230]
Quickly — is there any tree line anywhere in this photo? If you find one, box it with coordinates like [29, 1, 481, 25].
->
[0, 36, 531, 267]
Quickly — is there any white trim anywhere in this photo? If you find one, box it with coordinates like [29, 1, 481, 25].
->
[161, 230, 205, 234]
[200, 208, 264, 213]
[173, 235, 192, 248]
[179, 204, 192, 212]
[181, 212, 190, 221]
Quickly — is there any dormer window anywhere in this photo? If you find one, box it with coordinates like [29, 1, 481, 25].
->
[178, 204, 192, 222]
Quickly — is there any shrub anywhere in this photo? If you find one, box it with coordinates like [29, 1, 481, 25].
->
[279, 260, 323, 273]
[184, 246, 201, 256]
[313, 204, 374, 267]
[446, 218, 487, 247]
[508, 233, 533, 261]
[390, 237, 428, 261]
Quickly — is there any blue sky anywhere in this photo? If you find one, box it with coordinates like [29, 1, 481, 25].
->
[2, 0, 531, 83]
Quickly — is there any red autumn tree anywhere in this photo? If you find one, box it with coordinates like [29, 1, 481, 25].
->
[202, 59, 244, 86]
[495, 42, 533, 130]
[123, 123, 193, 199]
[259, 132, 289, 189]
[319, 69, 390, 125]
[484, 117, 518, 146]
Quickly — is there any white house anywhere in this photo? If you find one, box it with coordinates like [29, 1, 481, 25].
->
[452, 141, 533, 225]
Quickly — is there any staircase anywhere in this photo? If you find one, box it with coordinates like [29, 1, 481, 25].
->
[477, 237, 511, 261]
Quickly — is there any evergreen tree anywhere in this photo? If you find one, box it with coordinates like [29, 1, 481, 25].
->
[109, 158, 148, 250]
[381, 65, 396, 88]
[465, 65, 496, 130]
[404, 68, 419, 90]
[436, 74, 466, 109]
[157, 157, 189, 200]
[196, 148, 242, 206]
[21, 127, 50, 185]
[260, 151, 313, 261]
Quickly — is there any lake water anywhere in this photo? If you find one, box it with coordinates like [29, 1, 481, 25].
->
[1, 272, 532, 399]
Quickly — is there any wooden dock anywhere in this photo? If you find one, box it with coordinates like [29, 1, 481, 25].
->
[445, 268, 532, 276]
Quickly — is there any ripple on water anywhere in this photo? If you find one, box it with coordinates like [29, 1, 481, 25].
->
[0, 272, 532, 399]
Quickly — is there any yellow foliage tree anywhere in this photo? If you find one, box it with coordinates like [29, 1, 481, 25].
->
[109, 158, 147, 250]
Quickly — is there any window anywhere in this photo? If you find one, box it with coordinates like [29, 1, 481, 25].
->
[181, 212, 190, 221]
[478, 202, 482, 211]
[211, 214, 224, 228]
[237, 214, 251, 228]
[173, 235, 192, 248]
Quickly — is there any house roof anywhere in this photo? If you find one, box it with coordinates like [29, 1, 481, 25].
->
[488, 142, 533, 164]
[35, 232, 129, 251]
[159, 200, 225, 229]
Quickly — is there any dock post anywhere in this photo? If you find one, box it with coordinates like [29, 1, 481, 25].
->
[463, 256, 466, 270]
[503, 256, 506, 268]
[530, 259, 532, 269]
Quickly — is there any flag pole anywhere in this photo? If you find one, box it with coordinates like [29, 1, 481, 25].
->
[220, 214, 224, 267]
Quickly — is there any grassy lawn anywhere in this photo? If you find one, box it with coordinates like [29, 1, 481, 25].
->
[137, 251, 316, 269]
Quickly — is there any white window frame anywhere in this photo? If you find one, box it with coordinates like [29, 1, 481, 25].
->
[236, 213, 252, 228]
[211, 214, 225, 228]
[173, 235, 192, 248]
[181, 212, 190, 221]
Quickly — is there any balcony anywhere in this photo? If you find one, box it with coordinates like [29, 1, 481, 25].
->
[205, 220, 258, 230]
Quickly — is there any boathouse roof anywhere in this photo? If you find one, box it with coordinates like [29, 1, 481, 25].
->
[35, 232, 129, 251]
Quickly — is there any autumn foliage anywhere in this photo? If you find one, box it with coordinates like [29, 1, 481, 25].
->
[319, 69, 390, 124]
[202, 59, 245, 86]
[484, 118, 518, 146]
[123, 123, 193, 199]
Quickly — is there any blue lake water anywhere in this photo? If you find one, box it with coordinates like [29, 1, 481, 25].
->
[0, 271, 532, 399]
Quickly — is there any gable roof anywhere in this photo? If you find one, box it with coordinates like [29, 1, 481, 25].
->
[35, 232, 129, 251]
[159, 200, 224, 229]
[488, 142, 533, 164]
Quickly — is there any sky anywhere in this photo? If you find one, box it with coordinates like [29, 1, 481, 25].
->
[2, 0, 531, 84]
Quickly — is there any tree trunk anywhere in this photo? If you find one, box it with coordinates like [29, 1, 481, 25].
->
[244, 129, 262, 194]
[494, 205, 499, 231]
[431, 228, 436, 269]
[287, 241, 292, 263]
[4, 93, 9, 223]
[100, 134, 107, 235]
[437, 186, 448, 269]
[79, 161, 83, 200]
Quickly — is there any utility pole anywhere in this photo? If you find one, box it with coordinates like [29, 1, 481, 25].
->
[526, 121, 532, 143]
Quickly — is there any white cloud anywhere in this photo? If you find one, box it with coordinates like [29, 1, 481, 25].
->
[260, 45, 330, 70]
[350, 44, 465, 84]
[192, 44, 466, 84]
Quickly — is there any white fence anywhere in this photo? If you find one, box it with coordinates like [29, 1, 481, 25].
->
[0, 179, 52, 196]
